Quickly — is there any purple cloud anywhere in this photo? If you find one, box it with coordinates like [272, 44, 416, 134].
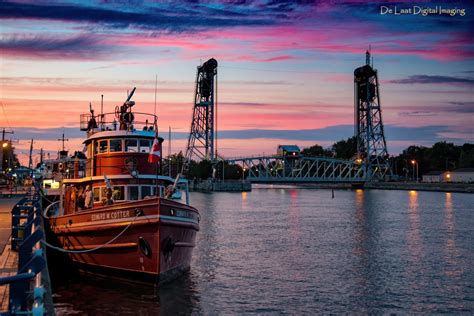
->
[0, 34, 109, 59]
[389, 75, 474, 85]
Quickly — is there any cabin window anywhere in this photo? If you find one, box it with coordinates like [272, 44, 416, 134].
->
[125, 139, 138, 152]
[112, 186, 125, 201]
[142, 186, 152, 198]
[139, 139, 151, 153]
[99, 140, 108, 153]
[128, 186, 139, 200]
[93, 187, 101, 202]
[109, 139, 122, 152]
[157, 186, 164, 198]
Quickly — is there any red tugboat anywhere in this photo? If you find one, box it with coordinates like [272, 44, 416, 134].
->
[44, 88, 199, 283]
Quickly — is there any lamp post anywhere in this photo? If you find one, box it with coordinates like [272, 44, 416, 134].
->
[168, 157, 172, 177]
[411, 160, 418, 182]
[0, 141, 8, 174]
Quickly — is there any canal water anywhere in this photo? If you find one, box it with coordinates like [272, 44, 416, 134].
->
[53, 188, 473, 314]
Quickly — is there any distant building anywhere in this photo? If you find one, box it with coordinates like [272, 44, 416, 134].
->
[450, 168, 474, 183]
[422, 171, 444, 183]
[277, 145, 300, 157]
[423, 168, 474, 183]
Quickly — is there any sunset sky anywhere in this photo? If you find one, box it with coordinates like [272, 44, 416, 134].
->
[1, 0, 473, 165]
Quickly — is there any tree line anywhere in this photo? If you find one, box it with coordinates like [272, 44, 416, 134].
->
[301, 137, 474, 176]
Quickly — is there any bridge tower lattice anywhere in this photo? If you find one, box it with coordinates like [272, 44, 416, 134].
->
[354, 51, 391, 180]
[183, 58, 218, 175]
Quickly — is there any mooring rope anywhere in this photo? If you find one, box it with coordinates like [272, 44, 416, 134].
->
[38, 189, 57, 205]
[41, 211, 142, 254]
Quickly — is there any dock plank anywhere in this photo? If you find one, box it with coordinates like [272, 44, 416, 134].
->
[0, 242, 18, 312]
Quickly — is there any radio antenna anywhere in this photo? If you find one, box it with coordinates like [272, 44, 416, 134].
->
[154, 74, 158, 117]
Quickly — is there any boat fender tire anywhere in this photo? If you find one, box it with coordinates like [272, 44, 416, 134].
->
[162, 236, 176, 257]
[138, 237, 152, 257]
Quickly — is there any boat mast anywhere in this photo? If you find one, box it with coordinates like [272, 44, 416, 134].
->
[168, 126, 171, 177]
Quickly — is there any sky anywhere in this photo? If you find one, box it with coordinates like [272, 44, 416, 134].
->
[1, 0, 473, 165]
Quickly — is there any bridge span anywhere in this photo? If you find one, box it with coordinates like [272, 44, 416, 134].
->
[183, 51, 392, 184]
[225, 155, 366, 183]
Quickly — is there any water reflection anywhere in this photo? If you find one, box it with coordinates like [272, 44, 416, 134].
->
[287, 189, 303, 281]
[241, 191, 247, 203]
[192, 193, 219, 284]
[54, 273, 201, 315]
[353, 189, 367, 256]
[52, 189, 474, 314]
[407, 190, 423, 262]
[443, 193, 461, 278]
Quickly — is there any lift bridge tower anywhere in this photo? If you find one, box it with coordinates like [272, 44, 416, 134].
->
[183, 58, 218, 175]
[354, 50, 391, 180]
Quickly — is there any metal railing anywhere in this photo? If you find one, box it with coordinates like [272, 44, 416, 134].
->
[1, 183, 53, 315]
[80, 111, 157, 133]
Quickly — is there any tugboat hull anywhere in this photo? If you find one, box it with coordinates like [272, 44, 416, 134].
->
[47, 197, 199, 283]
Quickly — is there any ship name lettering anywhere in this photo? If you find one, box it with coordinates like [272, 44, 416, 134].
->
[110, 210, 130, 219]
[91, 210, 130, 221]
[91, 213, 106, 221]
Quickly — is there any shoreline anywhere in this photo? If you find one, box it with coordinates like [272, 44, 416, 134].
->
[363, 182, 474, 193]
[253, 182, 474, 193]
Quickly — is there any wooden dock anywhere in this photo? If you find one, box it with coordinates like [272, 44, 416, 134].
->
[0, 198, 21, 312]
[0, 241, 18, 311]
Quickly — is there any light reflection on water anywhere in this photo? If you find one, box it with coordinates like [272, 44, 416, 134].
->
[53, 188, 474, 314]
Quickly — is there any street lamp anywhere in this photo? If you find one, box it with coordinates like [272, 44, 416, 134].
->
[411, 160, 418, 182]
[0, 141, 9, 173]
[445, 173, 451, 182]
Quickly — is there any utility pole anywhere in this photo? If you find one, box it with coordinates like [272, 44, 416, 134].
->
[168, 126, 171, 177]
[28, 139, 34, 170]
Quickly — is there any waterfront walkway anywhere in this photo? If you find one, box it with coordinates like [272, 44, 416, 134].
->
[0, 198, 21, 311]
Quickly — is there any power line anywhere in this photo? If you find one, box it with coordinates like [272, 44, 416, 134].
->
[0, 102, 14, 132]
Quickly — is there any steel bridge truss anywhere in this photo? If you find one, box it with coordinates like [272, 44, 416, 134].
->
[227, 156, 366, 183]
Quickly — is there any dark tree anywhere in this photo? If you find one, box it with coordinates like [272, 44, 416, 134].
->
[188, 160, 213, 179]
[331, 136, 357, 159]
[429, 141, 461, 170]
[301, 144, 332, 157]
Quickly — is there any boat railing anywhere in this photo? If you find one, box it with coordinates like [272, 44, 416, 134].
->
[1, 182, 54, 314]
[80, 112, 158, 133]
